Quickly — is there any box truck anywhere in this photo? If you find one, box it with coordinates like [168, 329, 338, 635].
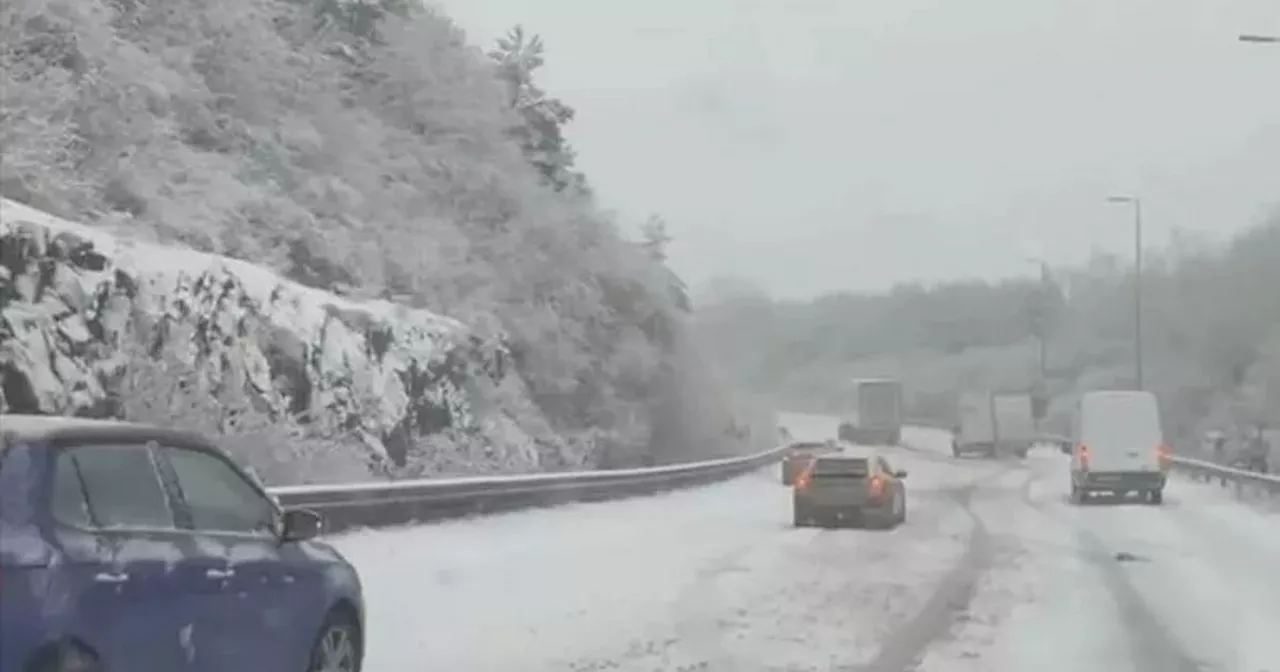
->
[952, 391, 1035, 458]
[837, 378, 903, 445]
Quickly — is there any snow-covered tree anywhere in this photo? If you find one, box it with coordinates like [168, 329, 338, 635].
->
[488, 26, 585, 193]
[0, 0, 757, 475]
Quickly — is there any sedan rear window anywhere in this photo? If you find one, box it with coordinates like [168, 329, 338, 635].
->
[812, 458, 869, 477]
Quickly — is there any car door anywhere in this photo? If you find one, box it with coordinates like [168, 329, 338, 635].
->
[45, 448, 128, 667]
[158, 444, 313, 671]
[54, 442, 204, 671]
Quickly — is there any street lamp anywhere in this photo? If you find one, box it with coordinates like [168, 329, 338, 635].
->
[1239, 34, 1280, 43]
[1023, 257, 1051, 385]
[1107, 195, 1144, 390]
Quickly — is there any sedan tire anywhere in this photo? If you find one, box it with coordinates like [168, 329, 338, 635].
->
[308, 609, 363, 672]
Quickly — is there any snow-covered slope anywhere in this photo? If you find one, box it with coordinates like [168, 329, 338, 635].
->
[0, 199, 561, 477]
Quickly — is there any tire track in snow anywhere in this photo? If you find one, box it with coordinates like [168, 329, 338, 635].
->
[557, 447, 999, 672]
[1019, 472, 1206, 672]
[856, 465, 1012, 672]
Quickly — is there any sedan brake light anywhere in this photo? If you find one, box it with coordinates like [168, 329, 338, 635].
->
[867, 475, 885, 498]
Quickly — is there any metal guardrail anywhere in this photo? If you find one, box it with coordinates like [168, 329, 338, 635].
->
[1167, 456, 1280, 498]
[267, 445, 790, 534]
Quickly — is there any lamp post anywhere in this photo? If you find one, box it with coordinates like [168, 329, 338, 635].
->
[1024, 257, 1051, 385]
[1107, 195, 1144, 390]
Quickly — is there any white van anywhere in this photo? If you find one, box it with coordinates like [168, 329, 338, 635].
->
[953, 392, 1035, 458]
[1069, 390, 1172, 504]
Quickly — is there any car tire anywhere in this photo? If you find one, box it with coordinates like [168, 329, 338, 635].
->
[308, 608, 363, 672]
[26, 642, 100, 672]
[1148, 489, 1164, 505]
[896, 493, 908, 525]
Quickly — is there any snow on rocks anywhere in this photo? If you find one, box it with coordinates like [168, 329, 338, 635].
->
[0, 198, 545, 473]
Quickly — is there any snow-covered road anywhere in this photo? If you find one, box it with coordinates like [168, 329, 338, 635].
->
[913, 444, 1280, 672]
[331, 414, 1280, 671]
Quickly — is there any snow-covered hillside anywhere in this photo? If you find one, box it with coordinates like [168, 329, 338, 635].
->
[0, 199, 569, 480]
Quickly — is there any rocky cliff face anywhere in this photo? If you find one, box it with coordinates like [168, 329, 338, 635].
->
[0, 199, 565, 479]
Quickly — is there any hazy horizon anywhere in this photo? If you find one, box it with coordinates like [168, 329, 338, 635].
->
[438, 0, 1280, 299]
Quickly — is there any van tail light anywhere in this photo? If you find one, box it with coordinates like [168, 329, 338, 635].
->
[1156, 443, 1173, 470]
[868, 475, 885, 499]
[1076, 444, 1091, 471]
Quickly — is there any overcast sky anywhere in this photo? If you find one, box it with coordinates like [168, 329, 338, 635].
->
[438, 0, 1280, 299]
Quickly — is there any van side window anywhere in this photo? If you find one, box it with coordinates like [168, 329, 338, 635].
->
[62, 444, 176, 530]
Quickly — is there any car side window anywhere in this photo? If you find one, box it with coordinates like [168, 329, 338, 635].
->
[51, 452, 94, 528]
[162, 446, 277, 536]
[62, 443, 176, 530]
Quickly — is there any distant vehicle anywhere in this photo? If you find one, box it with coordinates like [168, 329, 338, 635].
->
[1069, 391, 1172, 505]
[792, 452, 908, 529]
[837, 378, 903, 445]
[952, 392, 1035, 458]
[0, 415, 365, 672]
[780, 440, 839, 485]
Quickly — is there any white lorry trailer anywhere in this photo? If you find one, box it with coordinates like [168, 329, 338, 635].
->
[837, 378, 904, 445]
[952, 391, 1035, 458]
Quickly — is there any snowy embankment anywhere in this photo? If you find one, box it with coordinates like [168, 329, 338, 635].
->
[0, 199, 564, 476]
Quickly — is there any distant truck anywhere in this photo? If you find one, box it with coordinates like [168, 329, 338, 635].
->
[952, 391, 1036, 458]
[837, 378, 903, 445]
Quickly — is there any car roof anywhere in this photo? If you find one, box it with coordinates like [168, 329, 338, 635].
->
[815, 452, 874, 462]
[0, 414, 214, 450]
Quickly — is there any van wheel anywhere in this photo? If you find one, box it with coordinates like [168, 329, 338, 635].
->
[1069, 485, 1085, 505]
[26, 642, 100, 672]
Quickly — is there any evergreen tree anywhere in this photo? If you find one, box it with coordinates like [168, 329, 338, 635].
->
[488, 26, 585, 192]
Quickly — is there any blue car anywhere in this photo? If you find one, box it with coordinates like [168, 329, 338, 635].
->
[0, 415, 365, 672]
